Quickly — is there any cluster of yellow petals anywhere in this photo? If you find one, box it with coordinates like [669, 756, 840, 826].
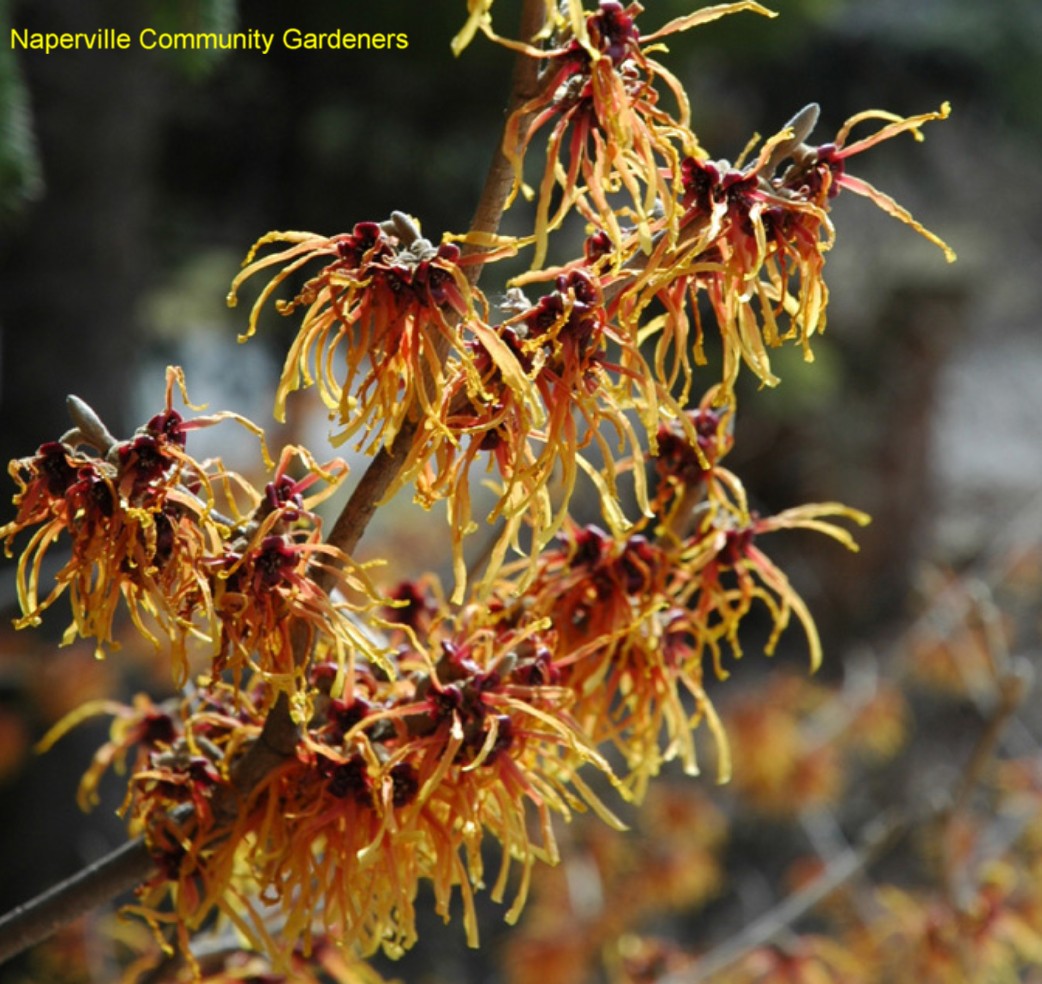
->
[487, 391, 869, 799]
[40, 615, 627, 969]
[0, 368, 380, 695]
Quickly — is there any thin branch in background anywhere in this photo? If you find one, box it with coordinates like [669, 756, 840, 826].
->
[947, 657, 1031, 821]
[664, 813, 908, 984]
[937, 653, 1033, 909]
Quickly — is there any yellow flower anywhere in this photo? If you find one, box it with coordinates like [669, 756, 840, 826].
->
[93, 616, 625, 966]
[0, 370, 382, 692]
[615, 102, 955, 394]
[36, 693, 180, 812]
[676, 501, 869, 675]
[502, 522, 725, 796]
[229, 219, 486, 456]
[486, 416, 869, 796]
[206, 446, 387, 695]
[413, 268, 658, 600]
[874, 868, 1042, 984]
[494, 1, 776, 268]
[1, 391, 234, 679]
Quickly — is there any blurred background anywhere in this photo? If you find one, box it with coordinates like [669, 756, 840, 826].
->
[1, 0, 1040, 981]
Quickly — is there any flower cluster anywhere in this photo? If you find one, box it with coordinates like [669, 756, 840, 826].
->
[413, 266, 665, 596]
[229, 216, 479, 456]
[612, 101, 956, 392]
[3, 391, 225, 669]
[43, 609, 625, 967]
[461, 393, 869, 798]
[227, 2, 952, 606]
[122, 939, 398, 984]
[514, 531, 868, 798]
[0, 369, 377, 693]
[467, 2, 955, 405]
[233, 220, 647, 597]
[459, 2, 782, 267]
[703, 821, 1042, 984]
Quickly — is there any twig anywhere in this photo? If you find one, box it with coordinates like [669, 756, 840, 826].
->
[947, 660, 1031, 820]
[462, 0, 546, 260]
[936, 655, 1032, 909]
[0, 837, 155, 966]
[321, 0, 547, 569]
[319, 423, 421, 570]
[663, 813, 907, 984]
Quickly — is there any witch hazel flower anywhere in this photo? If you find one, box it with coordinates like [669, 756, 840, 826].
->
[616, 102, 956, 394]
[93, 612, 628, 964]
[206, 447, 390, 699]
[0, 368, 266, 679]
[489, 1, 776, 268]
[228, 214, 508, 459]
[414, 266, 660, 599]
[0, 368, 387, 697]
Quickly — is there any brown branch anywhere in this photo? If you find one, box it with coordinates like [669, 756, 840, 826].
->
[0, 689, 304, 969]
[947, 661, 1030, 820]
[463, 0, 546, 254]
[936, 656, 1031, 909]
[318, 422, 421, 570]
[0, 836, 155, 966]
[319, 0, 547, 571]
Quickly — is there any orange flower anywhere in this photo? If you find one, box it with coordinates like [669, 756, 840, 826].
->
[70, 613, 625, 966]
[229, 218, 488, 456]
[36, 693, 181, 812]
[500, 522, 722, 796]
[205, 446, 386, 696]
[414, 268, 659, 598]
[615, 103, 955, 394]
[0, 369, 384, 693]
[483, 1, 777, 267]
[123, 941, 400, 984]
[650, 386, 738, 537]
[874, 867, 1042, 984]
[675, 501, 869, 676]
[0, 378, 245, 679]
[487, 408, 869, 795]
[722, 936, 870, 984]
